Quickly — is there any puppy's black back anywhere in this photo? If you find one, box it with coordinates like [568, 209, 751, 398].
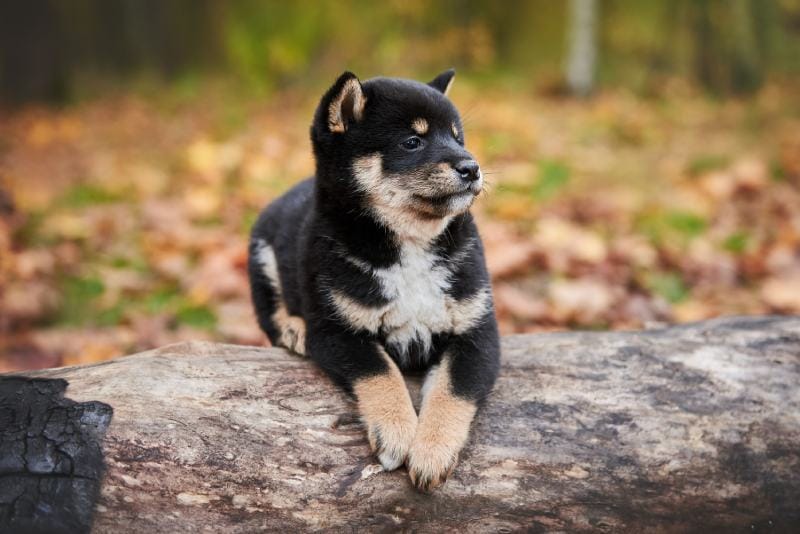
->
[248, 178, 313, 329]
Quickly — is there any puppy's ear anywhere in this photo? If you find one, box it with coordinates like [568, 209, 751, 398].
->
[428, 68, 456, 96]
[325, 71, 366, 133]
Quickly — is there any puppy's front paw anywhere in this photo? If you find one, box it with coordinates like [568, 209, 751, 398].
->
[364, 409, 417, 471]
[353, 351, 418, 471]
[407, 359, 477, 491]
[407, 435, 458, 491]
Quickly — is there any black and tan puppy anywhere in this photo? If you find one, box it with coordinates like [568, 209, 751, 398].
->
[248, 69, 500, 491]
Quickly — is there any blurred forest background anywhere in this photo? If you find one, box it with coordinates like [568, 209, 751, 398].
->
[1, 0, 800, 371]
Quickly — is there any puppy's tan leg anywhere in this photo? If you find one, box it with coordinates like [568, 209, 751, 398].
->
[407, 356, 477, 491]
[353, 347, 418, 471]
[273, 308, 306, 356]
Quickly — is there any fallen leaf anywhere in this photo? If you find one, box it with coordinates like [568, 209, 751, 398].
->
[548, 278, 615, 323]
[761, 272, 800, 312]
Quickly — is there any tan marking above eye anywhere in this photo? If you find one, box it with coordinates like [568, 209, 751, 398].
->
[412, 118, 429, 135]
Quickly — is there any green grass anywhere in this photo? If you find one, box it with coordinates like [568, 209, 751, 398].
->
[686, 154, 730, 177]
[58, 183, 123, 208]
[240, 208, 260, 235]
[636, 210, 709, 246]
[176, 304, 217, 330]
[770, 159, 787, 182]
[646, 272, 689, 304]
[665, 211, 707, 238]
[96, 304, 125, 326]
[723, 232, 750, 254]
[484, 132, 515, 158]
[532, 160, 570, 200]
[143, 288, 183, 314]
[56, 275, 106, 325]
[52, 276, 218, 330]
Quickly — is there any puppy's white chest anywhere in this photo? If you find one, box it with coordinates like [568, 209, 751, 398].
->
[376, 246, 452, 347]
[329, 243, 490, 365]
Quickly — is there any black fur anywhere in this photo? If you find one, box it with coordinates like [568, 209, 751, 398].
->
[248, 70, 500, 403]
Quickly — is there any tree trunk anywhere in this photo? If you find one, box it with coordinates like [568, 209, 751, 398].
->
[566, 0, 598, 97]
[689, 0, 765, 95]
[4, 316, 800, 532]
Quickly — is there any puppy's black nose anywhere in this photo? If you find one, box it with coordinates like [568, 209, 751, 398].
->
[455, 160, 481, 182]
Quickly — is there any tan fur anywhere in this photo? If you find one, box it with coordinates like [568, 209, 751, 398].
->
[424, 162, 462, 195]
[407, 356, 477, 490]
[352, 154, 453, 243]
[273, 307, 306, 355]
[328, 288, 383, 333]
[353, 347, 418, 471]
[448, 286, 491, 334]
[411, 118, 429, 135]
[328, 78, 366, 133]
[255, 240, 307, 355]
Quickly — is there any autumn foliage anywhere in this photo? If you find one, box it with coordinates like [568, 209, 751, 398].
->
[1, 80, 799, 371]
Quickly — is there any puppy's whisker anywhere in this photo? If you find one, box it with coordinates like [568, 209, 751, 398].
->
[460, 105, 478, 119]
[459, 105, 481, 125]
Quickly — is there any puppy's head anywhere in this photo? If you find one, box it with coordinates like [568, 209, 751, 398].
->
[311, 70, 482, 225]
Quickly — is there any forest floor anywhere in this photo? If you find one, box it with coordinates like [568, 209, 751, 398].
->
[2, 79, 800, 371]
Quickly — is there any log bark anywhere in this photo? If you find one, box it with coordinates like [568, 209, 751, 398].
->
[8, 316, 800, 532]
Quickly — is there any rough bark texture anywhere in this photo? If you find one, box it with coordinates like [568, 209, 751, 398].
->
[13, 316, 800, 532]
[0, 378, 112, 533]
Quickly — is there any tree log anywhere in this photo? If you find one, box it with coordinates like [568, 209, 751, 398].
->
[5, 316, 800, 532]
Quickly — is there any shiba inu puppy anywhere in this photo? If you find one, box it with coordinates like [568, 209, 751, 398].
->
[248, 69, 500, 491]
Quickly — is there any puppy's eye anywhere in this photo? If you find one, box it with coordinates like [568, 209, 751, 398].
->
[401, 136, 422, 150]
